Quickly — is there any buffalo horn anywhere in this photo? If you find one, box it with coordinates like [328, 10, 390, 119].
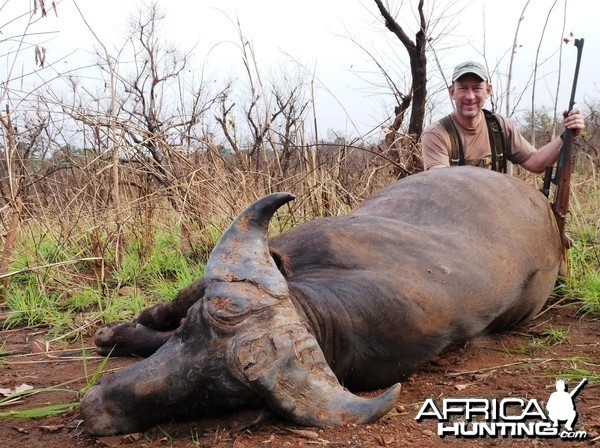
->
[205, 192, 295, 298]
[232, 323, 401, 425]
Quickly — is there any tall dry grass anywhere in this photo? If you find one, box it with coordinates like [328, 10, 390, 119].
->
[1, 1, 598, 334]
[0, 103, 401, 296]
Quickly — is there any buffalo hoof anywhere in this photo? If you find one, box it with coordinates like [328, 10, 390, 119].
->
[94, 322, 174, 357]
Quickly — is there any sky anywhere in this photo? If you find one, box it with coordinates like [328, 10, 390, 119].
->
[4, 0, 599, 140]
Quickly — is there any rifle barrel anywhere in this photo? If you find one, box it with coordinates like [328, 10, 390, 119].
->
[568, 39, 585, 112]
[569, 378, 587, 398]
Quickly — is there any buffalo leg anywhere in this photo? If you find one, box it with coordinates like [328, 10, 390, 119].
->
[95, 277, 207, 357]
[137, 277, 207, 329]
[95, 322, 174, 357]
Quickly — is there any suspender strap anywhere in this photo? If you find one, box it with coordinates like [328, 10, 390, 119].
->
[439, 114, 463, 166]
[440, 110, 507, 172]
[483, 109, 507, 173]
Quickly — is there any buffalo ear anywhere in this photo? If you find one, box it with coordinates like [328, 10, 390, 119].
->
[269, 249, 291, 277]
[230, 324, 401, 426]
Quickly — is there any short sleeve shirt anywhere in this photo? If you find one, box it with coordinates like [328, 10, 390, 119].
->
[421, 112, 536, 170]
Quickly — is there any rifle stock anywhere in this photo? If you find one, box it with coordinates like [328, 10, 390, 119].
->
[544, 38, 584, 250]
[552, 130, 576, 249]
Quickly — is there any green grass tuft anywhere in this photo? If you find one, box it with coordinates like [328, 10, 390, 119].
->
[1, 223, 206, 339]
[0, 387, 80, 419]
[0, 402, 80, 418]
[562, 231, 600, 315]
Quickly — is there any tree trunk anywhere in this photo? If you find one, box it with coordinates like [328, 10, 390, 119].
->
[373, 0, 428, 140]
[407, 29, 427, 137]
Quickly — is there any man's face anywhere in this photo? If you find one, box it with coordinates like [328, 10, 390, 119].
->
[449, 74, 493, 119]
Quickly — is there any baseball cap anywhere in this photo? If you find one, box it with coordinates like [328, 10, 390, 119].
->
[452, 61, 489, 82]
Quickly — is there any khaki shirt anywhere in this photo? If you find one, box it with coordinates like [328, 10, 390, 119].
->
[421, 112, 536, 170]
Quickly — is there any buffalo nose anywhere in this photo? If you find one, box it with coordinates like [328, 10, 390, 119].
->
[80, 385, 125, 436]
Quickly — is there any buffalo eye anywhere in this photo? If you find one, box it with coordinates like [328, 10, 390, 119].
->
[206, 295, 251, 324]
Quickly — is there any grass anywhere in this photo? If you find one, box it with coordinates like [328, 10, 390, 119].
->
[560, 166, 600, 315]
[0, 170, 597, 341]
[1, 222, 206, 340]
[572, 273, 600, 315]
[554, 368, 600, 383]
[544, 358, 600, 383]
[81, 343, 113, 394]
[0, 341, 112, 420]
[540, 325, 570, 346]
[557, 230, 600, 315]
[0, 387, 80, 418]
[519, 325, 571, 354]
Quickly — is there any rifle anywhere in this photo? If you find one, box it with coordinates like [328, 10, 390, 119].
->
[569, 378, 587, 399]
[542, 38, 584, 250]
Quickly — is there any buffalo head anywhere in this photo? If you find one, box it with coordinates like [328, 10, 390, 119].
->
[80, 193, 401, 436]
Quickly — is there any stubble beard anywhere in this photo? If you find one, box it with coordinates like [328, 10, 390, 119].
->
[458, 103, 481, 119]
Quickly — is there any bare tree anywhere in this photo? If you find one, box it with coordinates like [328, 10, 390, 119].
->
[552, 0, 569, 139]
[372, 0, 428, 139]
[366, 0, 428, 176]
[505, 0, 532, 117]
[530, 0, 559, 145]
[0, 2, 56, 297]
[55, 2, 225, 260]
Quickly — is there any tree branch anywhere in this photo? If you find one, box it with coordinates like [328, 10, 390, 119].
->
[372, 0, 416, 51]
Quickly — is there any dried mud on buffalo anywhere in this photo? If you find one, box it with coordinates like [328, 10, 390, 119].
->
[1, 303, 599, 448]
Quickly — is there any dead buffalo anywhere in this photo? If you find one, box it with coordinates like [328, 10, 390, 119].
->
[81, 167, 562, 436]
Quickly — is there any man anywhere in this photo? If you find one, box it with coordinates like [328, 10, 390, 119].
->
[546, 380, 577, 431]
[421, 61, 585, 172]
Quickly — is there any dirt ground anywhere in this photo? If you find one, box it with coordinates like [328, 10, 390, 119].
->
[1, 301, 599, 448]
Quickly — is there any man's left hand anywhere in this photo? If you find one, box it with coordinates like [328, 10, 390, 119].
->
[563, 109, 585, 136]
